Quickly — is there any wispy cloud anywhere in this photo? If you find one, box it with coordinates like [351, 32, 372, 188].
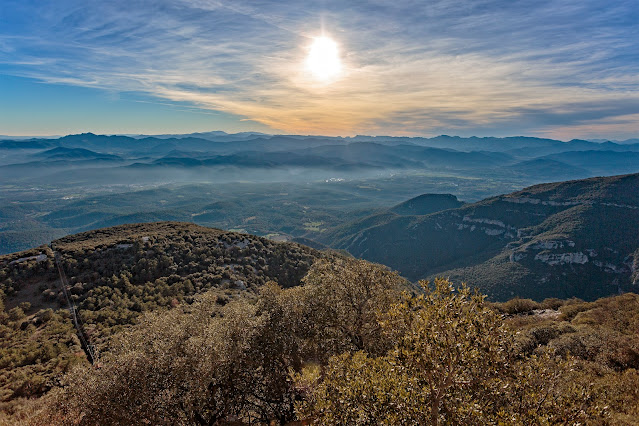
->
[1, 0, 638, 138]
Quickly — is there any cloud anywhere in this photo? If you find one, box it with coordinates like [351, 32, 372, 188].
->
[0, 0, 638, 138]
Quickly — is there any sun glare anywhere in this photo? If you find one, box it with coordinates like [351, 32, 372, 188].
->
[306, 36, 342, 82]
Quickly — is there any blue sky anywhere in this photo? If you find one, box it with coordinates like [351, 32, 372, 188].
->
[1, 0, 638, 139]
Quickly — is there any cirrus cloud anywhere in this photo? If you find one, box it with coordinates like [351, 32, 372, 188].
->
[0, 0, 638, 138]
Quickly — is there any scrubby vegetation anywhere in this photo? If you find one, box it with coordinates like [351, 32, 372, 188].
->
[0, 298, 84, 406]
[1, 221, 321, 332]
[2, 223, 639, 424]
[3, 260, 637, 424]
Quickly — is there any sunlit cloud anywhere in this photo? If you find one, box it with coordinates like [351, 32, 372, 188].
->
[1, 0, 638, 138]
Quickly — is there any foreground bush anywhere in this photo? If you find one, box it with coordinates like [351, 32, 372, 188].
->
[47, 259, 404, 425]
[295, 281, 606, 425]
[22, 261, 639, 424]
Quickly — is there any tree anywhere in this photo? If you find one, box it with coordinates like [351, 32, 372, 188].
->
[300, 258, 406, 360]
[296, 279, 510, 424]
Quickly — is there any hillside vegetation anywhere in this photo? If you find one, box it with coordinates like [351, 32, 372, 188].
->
[1, 222, 638, 424]
[0, 222, 323, 406]
[3, 259, 638, 425]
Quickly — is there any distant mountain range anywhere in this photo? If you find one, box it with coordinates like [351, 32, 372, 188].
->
[2, 132, 639, 183]
[321, 173, 639, 301]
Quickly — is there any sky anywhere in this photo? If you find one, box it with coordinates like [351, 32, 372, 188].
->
[0, 0, 638, 139]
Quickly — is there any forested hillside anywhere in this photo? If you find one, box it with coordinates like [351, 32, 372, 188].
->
[327, 173, 639, 301]
[0, 222, 324, 408]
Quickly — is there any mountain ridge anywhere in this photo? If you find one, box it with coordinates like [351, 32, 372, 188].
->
[324, 173, 639, 301]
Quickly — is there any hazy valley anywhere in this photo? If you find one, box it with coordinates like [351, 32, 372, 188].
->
[4, 131, 639, 255]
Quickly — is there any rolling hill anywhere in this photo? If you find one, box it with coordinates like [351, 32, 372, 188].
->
[502, 158, 592, 180]
[2, 221, 639, 424]
[542, 150, 639, 175]
[389, 193, 465, 215]
[2, 218, 639, 424]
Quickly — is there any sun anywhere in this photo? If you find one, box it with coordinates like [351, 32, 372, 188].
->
[306, 36, 342, 82]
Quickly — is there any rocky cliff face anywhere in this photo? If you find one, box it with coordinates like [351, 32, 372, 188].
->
[631, 249, 639, 286]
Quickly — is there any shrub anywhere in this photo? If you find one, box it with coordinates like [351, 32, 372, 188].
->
[559, 299, 593, 321]
[540, 297, 564, 310]
[36, 309, 54, 323]
[496, 297, 540, 315]
[7, 308, 24, 322]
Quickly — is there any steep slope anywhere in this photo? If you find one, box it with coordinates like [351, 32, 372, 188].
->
[331, 173, 639, 301]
